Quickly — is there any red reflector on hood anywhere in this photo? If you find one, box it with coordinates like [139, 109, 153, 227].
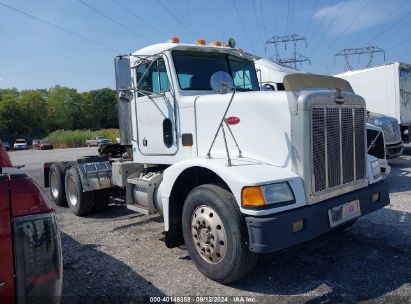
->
[225, 116, 240, 125]
[335, 96, 345, 104]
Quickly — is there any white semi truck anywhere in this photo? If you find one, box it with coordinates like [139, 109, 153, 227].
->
[44, 39, 389, 283]
[336, 63, 409, 156]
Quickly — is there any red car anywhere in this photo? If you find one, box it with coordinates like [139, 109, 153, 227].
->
[0, 141, 62, 303]
[35, 140, 54, 150]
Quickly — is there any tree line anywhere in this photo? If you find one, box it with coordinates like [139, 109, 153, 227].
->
[0, 86, 118, 143]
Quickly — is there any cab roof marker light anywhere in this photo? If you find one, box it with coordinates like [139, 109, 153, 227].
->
[195, 39, 206, 45]
[210, 41, 222, 46]
[168, 37, 180, 43]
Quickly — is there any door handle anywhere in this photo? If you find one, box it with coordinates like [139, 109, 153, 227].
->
[0, 282, 6, 288]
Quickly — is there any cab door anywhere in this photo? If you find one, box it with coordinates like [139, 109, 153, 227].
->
[135, 57, 177, 155]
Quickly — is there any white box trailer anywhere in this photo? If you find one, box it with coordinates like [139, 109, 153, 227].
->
[335, 62, 411, 142]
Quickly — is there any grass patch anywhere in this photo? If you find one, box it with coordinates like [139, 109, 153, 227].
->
[47, 129, 120, 148]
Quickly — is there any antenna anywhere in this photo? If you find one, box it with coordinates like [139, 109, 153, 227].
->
[265, 34, 311, 69]
[335, 46, 385, 71]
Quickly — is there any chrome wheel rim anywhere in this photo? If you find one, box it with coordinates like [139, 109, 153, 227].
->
[67, 176, 78, 206]
[191, 205, 227, 264]
[50, 171, 59, 198]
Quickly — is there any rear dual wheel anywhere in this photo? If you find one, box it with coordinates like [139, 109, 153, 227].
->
[49, 162, 69, 206]
[64, 167, 110, 216]
[182, 184, 258, 284]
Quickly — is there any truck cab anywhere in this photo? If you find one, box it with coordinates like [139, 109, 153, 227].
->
[45, 38, 389, 283]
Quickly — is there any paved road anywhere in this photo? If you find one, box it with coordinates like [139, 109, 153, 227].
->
[10, 148, 411, 303]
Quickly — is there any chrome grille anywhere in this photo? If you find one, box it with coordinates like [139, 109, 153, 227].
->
[312, 107, 366, 193]
[380, 119, 401, 143]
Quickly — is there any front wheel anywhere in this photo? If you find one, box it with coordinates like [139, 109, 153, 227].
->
[182, 184, 258, 284]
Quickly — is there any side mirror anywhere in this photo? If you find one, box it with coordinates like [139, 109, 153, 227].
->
[261, 83, 276, 91]
[210, 71, 234, 94]
[114, 56, 132, 91]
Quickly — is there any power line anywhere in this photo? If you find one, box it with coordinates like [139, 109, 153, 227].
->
[252, 0, 265, 46]
[232, 0, 255, 52]
[292, 0, 303, 35]
[285, 0, 291, 35]
[303, 0, 319, 37]
[387, 36, 411, 52]
[321, 0, 373, 59]
[158, 0, 197, 38]
[366, 2, 411, 45]
[110, 0, 167, 37]
[76, 0, 152, 43]
[272, 0, 277, 35]
[163, 0, 203, 37]
[309, 0, 348, 59]
[258, 0, 268, 40]
[0, 1, 120, 53]
[287, 0, 296, 34]
[307, 0, 334, 50]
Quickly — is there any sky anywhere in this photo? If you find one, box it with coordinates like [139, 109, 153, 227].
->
[1, 0, 411, 91]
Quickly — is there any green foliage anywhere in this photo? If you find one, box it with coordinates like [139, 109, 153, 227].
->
[47, 129, 120, 148]
[0, 86, 118, 143]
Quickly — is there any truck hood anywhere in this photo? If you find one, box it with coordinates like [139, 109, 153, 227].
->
[193, 90, 292, 168]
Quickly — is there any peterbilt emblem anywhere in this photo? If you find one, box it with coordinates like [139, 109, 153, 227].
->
[335, 96, 345, 104]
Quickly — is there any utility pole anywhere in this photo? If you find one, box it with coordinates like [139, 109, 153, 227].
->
[265, 34, 311, 69]
[335, 46, 385, 71]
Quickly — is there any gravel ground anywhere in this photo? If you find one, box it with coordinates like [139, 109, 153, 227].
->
[9, 147, 411, 303]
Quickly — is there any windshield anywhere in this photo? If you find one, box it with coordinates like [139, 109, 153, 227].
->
[40, 140, 49, 144]
[16, 139, 25, 143]
[96, 136, 105, 140]
[172, 51, 259, 91]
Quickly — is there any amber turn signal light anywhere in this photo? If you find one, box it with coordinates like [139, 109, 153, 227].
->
[242, 186, 265, 207]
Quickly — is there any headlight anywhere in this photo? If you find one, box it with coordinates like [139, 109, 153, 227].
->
[242, 182, 294, 207]
[371, 160, 381, 179]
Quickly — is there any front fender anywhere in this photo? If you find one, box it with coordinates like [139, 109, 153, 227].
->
[161, 156, 306, 231]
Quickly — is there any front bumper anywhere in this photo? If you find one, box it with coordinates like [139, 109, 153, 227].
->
[245, 181, 389, 253]
[13, 146, 27, 150]
[386, 142, 403, 159]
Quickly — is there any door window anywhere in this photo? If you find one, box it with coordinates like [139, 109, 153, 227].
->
[136, 58, 170, 96]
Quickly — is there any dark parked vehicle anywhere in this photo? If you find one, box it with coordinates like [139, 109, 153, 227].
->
[3, 141, 10, 151]
[0, 141, 63, 303]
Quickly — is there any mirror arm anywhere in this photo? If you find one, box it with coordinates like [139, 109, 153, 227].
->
[135, 59, 158, 92]
[206, 86, 237, 161]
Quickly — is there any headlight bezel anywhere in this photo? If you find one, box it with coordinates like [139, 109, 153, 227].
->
[242, 182, 295, 209]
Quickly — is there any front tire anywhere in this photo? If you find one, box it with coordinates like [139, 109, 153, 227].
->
[65, 167, 94, 216]
[182, 184, 258, 284]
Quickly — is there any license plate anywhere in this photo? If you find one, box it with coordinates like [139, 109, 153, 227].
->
[328, 200, 361, 228]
